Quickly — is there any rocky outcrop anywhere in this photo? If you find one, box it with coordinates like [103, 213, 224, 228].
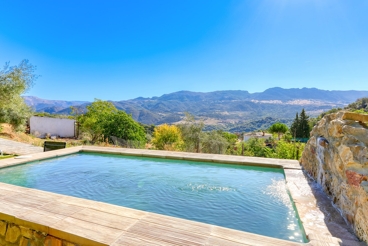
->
[301, 111, 368, 243]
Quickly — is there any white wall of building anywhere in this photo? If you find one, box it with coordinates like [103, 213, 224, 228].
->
[30, 116, 75, 138]
[243, 132, 272, 141]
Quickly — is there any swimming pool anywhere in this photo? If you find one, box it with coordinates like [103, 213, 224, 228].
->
[0, 152, 307, 243]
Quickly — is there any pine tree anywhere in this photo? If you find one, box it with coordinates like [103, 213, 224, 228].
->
[299, 109, 310, 138]
[290, 113, 299, 138]
[290, 109, 311, 138]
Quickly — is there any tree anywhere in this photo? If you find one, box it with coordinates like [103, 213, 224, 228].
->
[0, 60, 37, 131]
[221, 131, 238, 154]
[201, 130, 229, 154]
[178, 113, 204, 153]
[345, 97, 368, 114]
[268, 122, 288, 140]
[290, 109, 311, 138]
[290, 113, 300, 138]
[242, 138, 268, 157]
[104, 111, 146, 144]
[264, 140, 305, 160]
[152, 124, 183, 151]
[78, 100, 117, 143]
[299, 109, 310, 138]
[78, 99, 146, 145]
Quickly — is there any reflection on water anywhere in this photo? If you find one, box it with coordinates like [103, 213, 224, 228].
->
[185, 183, 237, 192]
[264, 179, 292, 208]
[264, 179, 305, 242]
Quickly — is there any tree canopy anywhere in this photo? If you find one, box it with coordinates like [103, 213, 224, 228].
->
[0, 60, 37, 131]
[178, 113, 204, 153]
[78, 99, 145, 144]
[268, 122, 288, 140]
[201, 130, 229, 154]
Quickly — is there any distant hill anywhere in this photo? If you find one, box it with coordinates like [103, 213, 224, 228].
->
[24, 88, 368, 132]
[23, 96, 88, 112]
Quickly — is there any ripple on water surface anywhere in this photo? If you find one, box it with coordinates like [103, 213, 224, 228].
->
[0, 153, 307, 243]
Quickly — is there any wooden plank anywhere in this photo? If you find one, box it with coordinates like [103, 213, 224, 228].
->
[0, 182, 33, 192]
[0, 200, 32, 219]
[112, 232, 172, 246]
[18, 208, 66, 226]
[70, 208, 138, 230]
[127, 221, 208, 246]
[0, 188, 21, 199]
[142, 213, 213, 236]
[15, 208, 67, 233]
[56, 195, 147, 219]
[211, 226, 303, 246]
[3, 192, 54, 208]
[206, 236, 254, 246]
[50, 217, 122, 245]
[39, 201, 85, 216]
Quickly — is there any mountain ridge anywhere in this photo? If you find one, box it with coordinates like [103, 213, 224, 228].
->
[24, 87, 368, 131]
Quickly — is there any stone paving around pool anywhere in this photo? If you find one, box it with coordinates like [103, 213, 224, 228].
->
[0, 146, 366, 246]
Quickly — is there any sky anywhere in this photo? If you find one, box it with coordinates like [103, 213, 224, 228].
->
[1, 0, 368, 101]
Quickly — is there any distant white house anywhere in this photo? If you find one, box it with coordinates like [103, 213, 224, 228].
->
[30, 116, 76, 138]
[243, 132, 272, 141]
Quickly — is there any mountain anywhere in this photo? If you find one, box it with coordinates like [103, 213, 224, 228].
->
[23, 96, 88, 112]
[24, 88, 368, 132]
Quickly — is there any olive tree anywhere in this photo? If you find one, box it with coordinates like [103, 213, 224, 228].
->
[178, 113, 204, 153]
[0, 60, 37, 131]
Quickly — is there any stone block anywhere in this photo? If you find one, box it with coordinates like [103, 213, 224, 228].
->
[44, 236, 62, 246]
[342, 112, 368, 123]
[19, 237, 30, 246]
[0, 220, 7, 236]
[33, 230, 47, 245]
[346, 170, 367, 187]
[5, 224, 20, 243]
[62, 241, 77, 246]
[328, 120, 344, 138]
[20, 226, 33, 239]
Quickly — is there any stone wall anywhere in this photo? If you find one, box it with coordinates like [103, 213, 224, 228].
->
[301, 111, 368, 243]
[0, 220, 76, 246]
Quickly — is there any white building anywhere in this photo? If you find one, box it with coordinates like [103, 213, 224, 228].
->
[243, 132, 272, 141]
[30, 116, 76, 138]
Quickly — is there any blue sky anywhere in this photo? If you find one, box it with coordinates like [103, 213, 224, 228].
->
[1, 0, 367, 101]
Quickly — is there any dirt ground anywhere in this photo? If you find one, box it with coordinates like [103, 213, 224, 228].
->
[0, 123, 124, 148]
[0, 123, 83, 147]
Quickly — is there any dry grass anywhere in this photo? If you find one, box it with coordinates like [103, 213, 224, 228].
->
[0, 123, 118, 148]
[0, 123, 44, 147]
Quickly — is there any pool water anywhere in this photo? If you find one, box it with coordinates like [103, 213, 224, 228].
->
[0, 153, 307, 242]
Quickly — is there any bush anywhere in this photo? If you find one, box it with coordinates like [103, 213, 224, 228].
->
[152, 124, 183, 151]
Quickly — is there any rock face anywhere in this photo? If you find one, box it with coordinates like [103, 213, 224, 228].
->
[0, 219, 76, 246]
[301, 111, 368, 243]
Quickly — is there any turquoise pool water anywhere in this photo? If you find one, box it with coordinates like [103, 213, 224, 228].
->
[0, 153, 307, 242]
